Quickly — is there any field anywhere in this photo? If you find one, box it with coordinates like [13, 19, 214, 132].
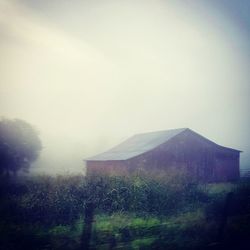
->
[0, 172, 250, 250]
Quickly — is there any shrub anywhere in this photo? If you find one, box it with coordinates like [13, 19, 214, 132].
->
[0, 169, 206, 226]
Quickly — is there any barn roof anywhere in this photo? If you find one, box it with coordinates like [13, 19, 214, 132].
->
[86, 128, 188, 161]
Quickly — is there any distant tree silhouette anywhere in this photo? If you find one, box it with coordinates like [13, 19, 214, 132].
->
[0, 118, 42, 176]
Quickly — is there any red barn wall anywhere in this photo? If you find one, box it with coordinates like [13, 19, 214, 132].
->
[86, 130, 240, 182]
[86, 160, 130, 176]
[214, 151, 240, 181]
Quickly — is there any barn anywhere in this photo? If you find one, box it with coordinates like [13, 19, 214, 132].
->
[85, 128, 241, 182]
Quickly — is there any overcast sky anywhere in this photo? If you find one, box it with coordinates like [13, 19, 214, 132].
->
[0, 0, 250, 174]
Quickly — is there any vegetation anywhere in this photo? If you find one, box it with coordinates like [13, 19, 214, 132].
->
[0, 171, 249, 250]
[0, 118, 42, 176]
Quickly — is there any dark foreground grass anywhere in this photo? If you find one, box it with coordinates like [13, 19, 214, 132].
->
[1, 210, 249, 250]
[0, 174, 249, 250]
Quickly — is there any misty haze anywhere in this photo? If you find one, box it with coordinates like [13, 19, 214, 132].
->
[0, 0, 250, 175]
[0, 0, 250, 250]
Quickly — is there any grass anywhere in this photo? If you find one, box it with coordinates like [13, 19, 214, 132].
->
[89, 210, 213, 249]
[206, 182, 236, 194]
[1, 175, 249, 250]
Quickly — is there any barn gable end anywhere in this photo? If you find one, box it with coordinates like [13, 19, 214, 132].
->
[85, 128, 241, 182]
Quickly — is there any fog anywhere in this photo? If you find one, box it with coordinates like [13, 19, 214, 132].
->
[0, 0, 250, 174]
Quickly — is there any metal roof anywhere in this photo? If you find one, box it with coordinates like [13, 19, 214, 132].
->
[86, 128, 187, 161]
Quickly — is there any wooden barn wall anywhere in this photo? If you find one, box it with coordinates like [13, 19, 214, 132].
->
[126, 130, 216, 181]
[125, 130, 240, 182]
[214, 150, 240, 181]
[86, 130, 240, 182]
[86, 161, 130, 176]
